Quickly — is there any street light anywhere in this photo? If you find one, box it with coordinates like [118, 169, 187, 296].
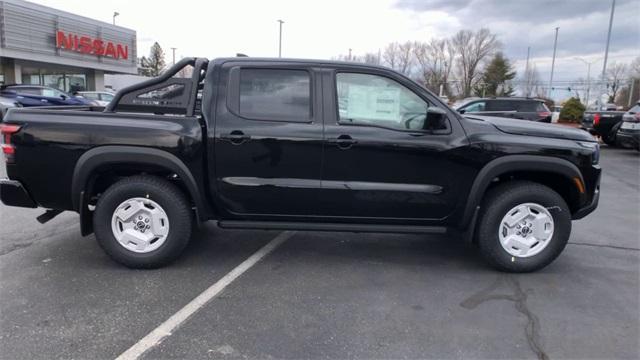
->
[112, 12, 119, 25]
[575, 57, 601, 108]
[277, 20, 284, 58]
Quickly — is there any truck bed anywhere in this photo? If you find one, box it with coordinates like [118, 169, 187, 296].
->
[4, 107, 205, 211]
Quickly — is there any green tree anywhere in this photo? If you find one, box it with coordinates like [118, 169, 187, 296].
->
[559, 97, 586, 123]
[138, 42, 166, 77]
[474, 52, 516, 97]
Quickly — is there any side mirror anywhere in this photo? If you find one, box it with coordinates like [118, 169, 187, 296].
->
[425, 106, 448, 131]
[60, 94, 67, 100]
[458, 109, 466, 114]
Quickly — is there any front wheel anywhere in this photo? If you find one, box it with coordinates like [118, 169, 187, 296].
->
[476, 181, 571, 272]
[93, 175, 193, 268]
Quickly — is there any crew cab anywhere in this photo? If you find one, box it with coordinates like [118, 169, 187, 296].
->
[0, 57, 601, 272]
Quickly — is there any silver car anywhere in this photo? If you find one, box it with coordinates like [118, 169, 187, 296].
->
[76, 91, 115, 107]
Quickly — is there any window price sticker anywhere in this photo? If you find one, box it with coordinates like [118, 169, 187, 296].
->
[346, 85, 400, 121]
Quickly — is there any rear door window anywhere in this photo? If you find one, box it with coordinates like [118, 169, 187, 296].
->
[487, 100, 516, 111]
[514, 101, 540, 112]
[12, 87, 40, 95]
[239, 69, 311, 121]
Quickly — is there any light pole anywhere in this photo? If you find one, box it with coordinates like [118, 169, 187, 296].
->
[112, 11, 119, 25]
[601, 0, 616, 82]
[575, 57, 601, 108]
[277, 20, 284, 58]
[600, 0, 616, 108]
[548, 27, 559, 98]
[525, 46, 531, 96]
[171, 47, 177, 65]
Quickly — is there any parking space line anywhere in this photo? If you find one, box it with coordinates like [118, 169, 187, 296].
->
[116, 231, 295, 360]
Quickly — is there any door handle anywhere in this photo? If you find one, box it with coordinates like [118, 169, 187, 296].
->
[221, 130, 251, 145]
[329, 135, 357, 149]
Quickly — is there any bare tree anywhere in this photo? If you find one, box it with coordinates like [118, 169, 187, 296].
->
[397, 41, 414, 75]
[520, 63, 543, 98]
[332, 51, 381, 65]
[605, 62, 628, 103]
[630, 56, 640, 78]
[362, 52, 382, 65]
[450, 28, 501, 97]
[382, 42, 400, 70]
[413, 39, 454, 94]
[382, 41, 413, 76]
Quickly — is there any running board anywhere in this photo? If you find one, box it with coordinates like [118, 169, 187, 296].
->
[36, 209, 64, 224]
[217, 221, 447, 234]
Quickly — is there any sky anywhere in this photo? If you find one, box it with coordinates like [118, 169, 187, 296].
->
[30, 0, 640, 97]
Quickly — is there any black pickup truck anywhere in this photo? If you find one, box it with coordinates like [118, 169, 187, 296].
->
[582, 107, 625, 146]
[0, 57, 601, 272]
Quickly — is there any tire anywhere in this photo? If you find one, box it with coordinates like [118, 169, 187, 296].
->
[93, 175, 193, 268]
[602, 135, 617, 146]
[476, 181, 571, 273]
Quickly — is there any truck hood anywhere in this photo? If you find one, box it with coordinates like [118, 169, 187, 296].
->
[465, 115, 596, 142]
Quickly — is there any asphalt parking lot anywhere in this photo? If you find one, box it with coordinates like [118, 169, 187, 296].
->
[1, 146, 638, 360]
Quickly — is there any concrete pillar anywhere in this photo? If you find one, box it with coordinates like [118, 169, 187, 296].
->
[86, 70, 105, 91]
[2, 59, 22, 84]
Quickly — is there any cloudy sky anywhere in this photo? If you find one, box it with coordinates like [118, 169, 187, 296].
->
[32, 0, 640, 94]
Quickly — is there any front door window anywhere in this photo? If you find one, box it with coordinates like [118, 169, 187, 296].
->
[336, 73, 429, 131]
[463, 101, 486, 112]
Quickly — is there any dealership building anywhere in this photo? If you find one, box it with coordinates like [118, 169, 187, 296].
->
[0, 0, 137, 92]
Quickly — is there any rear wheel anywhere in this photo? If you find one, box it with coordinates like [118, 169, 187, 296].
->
[93, 175, 193, 268]
[602, 135, 617, 146]
[476, 181, 571, 272]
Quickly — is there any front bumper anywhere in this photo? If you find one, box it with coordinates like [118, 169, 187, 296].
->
[572, 171, 601, 220]
[616, 129, 640, 149]
[0, 178, 37, 208]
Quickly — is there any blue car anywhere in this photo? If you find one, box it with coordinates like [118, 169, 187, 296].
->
[0, 85, 95, 107]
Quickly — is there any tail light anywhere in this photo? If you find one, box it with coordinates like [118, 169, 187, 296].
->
[635, 113, 640, 121]
[537, 111, 551, 118]
[1, 124, 21, 163]
[593, 113, 601, 126]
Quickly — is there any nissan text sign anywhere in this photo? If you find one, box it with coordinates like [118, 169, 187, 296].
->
[55, 30, 129, 60]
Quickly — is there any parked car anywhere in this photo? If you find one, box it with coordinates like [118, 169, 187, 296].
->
[0, 95, 22, 121]
[617, 102, 640, 151]
[581, 109, 625, 146]
[0, 57, 601, 273]
[551, 106, 562, 123]
[76, 91, 115, 106]
[0, 85, 95, 107]
[456, 97, 552, 122]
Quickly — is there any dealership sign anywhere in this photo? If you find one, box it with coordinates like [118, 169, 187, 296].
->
[55, 31, 129, 60]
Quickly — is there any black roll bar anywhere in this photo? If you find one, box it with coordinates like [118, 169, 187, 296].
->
[105, 57, 209, 115]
